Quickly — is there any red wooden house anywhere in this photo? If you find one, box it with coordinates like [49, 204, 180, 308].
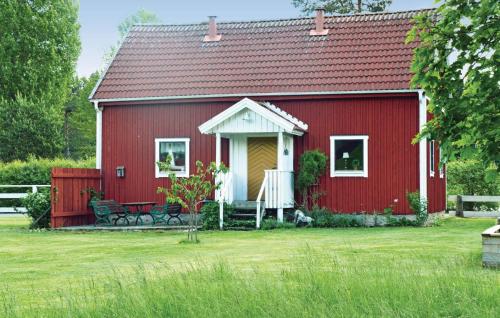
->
[89, 9, 446, 226]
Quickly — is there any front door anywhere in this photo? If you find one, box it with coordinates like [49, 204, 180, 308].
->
[247, 137, 277, 200]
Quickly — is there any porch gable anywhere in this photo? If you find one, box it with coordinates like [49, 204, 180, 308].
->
[198, 98, 306, 136]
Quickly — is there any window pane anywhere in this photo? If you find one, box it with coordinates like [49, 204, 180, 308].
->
[159, 141, 186, 172]
[335, 140, 364, 171]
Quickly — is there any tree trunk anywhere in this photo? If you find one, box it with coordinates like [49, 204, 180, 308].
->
[357, 0, 362, 13]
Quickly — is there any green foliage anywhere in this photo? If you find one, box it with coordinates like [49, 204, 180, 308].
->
[447, 160, 499, 196]
[21, 191, 50, 229]
[118, 9, 161, 38]
[64, 73, 100, 159]
[406, 191, 428, 226]
[0, 0, 80, 103]
[292, 0, 392, 14]
[157, 160, 228, 241]
[0, 0, 80, 161]
[260, 219, 296, 230]
[0, 96, 65, 161]
[407, 1, 500, 171]
[310, 208, 363, 228]
[200, 202, 234, 230]
[0, 157, 94, 185]
[104, 9, 161, 66]
[296, 150, 327, 208]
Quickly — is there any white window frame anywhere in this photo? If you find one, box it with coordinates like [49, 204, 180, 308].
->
[155, 138, 190, 178]
[429, 140, 435, 178]
[330, 135, 369, 178]
[439, 146, 444, 178]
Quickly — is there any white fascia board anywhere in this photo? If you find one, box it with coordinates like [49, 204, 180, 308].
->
[90, 89, 419, 104]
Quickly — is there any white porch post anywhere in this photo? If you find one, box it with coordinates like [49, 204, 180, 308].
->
[215, 132, 223, 229]
[277, 131, 284, 222]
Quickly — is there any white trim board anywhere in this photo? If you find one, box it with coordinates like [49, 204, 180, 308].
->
[330, 135, 369, 178]
[418, 90, 427, 201]
[90, 89, 419, 103]
[154, 138, 190, 178]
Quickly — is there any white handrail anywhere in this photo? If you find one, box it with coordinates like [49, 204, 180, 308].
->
[0, 185, 50, 213]
[255, 173, 268, 229]
[218, 172, 232, 230]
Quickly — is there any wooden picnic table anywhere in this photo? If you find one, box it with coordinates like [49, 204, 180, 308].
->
[121, 201, 157, 225]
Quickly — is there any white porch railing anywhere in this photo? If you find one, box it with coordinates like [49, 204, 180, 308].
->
[218, 172, 233, 230]
[256, 170, 294, 228]
[0, 185, 50, 213]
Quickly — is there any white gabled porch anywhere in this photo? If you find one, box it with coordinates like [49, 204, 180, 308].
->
[198, 98, 308, 229]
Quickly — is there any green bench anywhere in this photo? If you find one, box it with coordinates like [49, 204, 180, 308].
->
[90, 200, 138, 226]
[149, 204, 183, 225]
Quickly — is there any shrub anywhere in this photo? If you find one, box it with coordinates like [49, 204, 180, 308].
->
[310, 208, 363, 228]
[447, 159, 499, 210]
[260, 219, 296, 230]
[296, 150, 327, 209]
[200, 201, 234, 230]
[406, 191, 428, 226]
[0, 156, 95, 185]
[21, 191, 51, 229]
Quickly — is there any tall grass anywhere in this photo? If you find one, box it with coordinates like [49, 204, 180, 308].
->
[3, 248, 498, 318]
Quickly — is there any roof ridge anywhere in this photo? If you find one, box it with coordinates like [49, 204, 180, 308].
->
[131, 8, 435, 29]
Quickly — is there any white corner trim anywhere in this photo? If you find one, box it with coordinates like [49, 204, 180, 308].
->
[418, 90, 427, 200]
[198, 98, 296, 134]
[94, 101, 102, 170]
[155, 138, 190, 178]
[330, 135, 369, 178]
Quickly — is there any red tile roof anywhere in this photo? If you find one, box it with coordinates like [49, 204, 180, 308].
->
[91, 9, 432, 101]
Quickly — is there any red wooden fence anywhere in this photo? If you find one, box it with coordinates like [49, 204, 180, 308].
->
[51, 168, 101, 228]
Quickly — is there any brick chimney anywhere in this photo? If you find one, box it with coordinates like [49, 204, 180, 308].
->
[204, 16, 222, 42]
[310, 8, 329, 36]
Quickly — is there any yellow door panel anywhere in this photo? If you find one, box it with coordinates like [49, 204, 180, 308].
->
[247, 137, 277, 200]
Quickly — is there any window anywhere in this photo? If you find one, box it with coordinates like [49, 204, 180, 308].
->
[429, 140, 435, 177]
[330, 135, 368, 177]
[155, 138, 190, 178]
[439, 146, 444, 178]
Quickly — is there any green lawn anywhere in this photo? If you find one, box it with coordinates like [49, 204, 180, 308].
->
[0, 216, 498, 317]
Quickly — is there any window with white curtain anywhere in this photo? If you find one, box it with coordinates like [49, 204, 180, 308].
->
[155, 138, 190, 178]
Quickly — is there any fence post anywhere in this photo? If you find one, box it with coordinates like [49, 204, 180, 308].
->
[32, 185, 38, 193]
[456, 195, 463, 217]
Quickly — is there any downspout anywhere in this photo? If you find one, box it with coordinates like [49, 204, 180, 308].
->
[418, 90, 427, 202]
[93, 101, 102, 170]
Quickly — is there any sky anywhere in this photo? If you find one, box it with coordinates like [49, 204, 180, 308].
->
[77, 0, 438, 77]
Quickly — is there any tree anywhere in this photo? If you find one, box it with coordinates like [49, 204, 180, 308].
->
[157, 160, 227, 243]
[407, 0, 499, 175]
[0, 96, 64, 161]
[292, 0, 392, 15]
[0, 0, 80, 161]
[64, 72, 100, 159]
[103, 9, 161, 65]
[0, 0, 80, 104]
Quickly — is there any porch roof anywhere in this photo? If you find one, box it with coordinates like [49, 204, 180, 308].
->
[198, 98, 308, 136]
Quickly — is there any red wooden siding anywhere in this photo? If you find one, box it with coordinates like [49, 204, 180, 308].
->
[101, 94, 441, 214]
[427, 141, 447, 213]
[51, 168, 101, 228]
